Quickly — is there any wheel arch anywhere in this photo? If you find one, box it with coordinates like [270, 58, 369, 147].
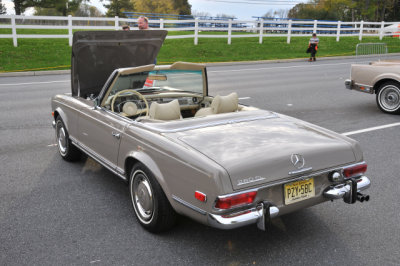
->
[53, 107, 70, 131]
[124, 152, 171, 198]
[373, 79, 400, 94]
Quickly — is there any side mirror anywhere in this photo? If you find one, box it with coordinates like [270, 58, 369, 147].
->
[93, 98, 99, 109]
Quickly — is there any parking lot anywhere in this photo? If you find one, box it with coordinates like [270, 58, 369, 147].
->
[1, 56, 399, 265]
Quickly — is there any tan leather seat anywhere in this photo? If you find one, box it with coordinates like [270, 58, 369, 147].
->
[195, 92, 238, 117]
[149, 99, 181, 120]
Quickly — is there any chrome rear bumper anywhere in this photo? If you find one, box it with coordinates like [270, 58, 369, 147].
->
[345, 79, 373, 94]
[207, 175, 371, 231]
[207, 203, 279, 231]
[323, 175, 371, 200]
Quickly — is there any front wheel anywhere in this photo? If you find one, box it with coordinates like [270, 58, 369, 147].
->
[376, 81, 400, 114]
[55, 117, 81, 161]
[129, 163, 176, 233]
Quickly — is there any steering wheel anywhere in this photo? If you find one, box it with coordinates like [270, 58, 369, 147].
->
[110, 89, 149, 116]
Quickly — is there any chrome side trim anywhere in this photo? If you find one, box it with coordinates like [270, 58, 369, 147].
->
[70, 137, 127, 181]
[172, 195, 207, 215]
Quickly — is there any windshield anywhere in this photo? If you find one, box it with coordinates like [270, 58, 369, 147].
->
[109, 69, 204, 97]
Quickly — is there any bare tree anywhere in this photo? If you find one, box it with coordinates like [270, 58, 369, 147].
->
[274, 9, 289, 19]
[191, 10, 211, 18]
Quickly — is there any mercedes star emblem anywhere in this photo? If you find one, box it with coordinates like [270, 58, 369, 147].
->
[291, 154, 305, 169]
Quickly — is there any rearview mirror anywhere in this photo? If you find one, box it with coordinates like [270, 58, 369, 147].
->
[147, 74, 167, 81]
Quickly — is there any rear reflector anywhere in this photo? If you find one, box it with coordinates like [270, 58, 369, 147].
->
[194, 191, 207, 202]
[215, 191, 257, 209]
[343, 163, 367, 178]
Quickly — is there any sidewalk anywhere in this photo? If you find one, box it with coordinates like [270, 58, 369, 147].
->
[1, 53, 398, 77]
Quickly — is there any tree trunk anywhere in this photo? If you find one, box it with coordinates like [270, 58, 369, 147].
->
[14, 1, 22, 15]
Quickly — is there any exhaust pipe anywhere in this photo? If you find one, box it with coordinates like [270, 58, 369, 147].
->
[357, 192, 370, 202]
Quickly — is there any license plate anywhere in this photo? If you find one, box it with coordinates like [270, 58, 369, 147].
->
[284, 178, 315, 205]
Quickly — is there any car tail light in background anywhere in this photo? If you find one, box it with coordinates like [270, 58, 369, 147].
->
[343, 163, 367, 178]
[215, 191, 257, 209]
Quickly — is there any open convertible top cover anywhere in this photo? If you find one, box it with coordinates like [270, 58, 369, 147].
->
[71, 30, 167, 97]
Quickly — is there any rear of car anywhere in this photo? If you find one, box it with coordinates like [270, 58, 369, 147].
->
[345, 61, 400, 114]
[157, 111, 371, 230]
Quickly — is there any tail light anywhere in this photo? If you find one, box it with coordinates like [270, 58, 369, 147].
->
[343, 163, 367, 178]
[215, 191, 257, 209]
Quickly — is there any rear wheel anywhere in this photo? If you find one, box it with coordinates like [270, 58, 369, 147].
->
[129, 163, 176, 233]
[55, 117, 81, 161]
[376, 81, 400, 114]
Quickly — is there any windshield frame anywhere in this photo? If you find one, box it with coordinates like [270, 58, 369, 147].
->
[99, 63, 208, 107]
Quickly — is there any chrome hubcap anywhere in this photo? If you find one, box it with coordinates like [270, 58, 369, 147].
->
[380, 85, 400, 111]
[132, 171, 154, 223]
[57, 123, 67, 155]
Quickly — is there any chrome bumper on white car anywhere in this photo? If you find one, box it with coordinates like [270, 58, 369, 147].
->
[345, 79, 373, 94]
[207, 175, 371, 231]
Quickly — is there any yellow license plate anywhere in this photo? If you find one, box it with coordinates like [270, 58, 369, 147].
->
[284, 178, 315, 205]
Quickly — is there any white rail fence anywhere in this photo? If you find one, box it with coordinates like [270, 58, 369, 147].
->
[0, 14, 399, 47]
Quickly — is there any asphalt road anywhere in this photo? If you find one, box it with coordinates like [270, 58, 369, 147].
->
[1, 56, 400, 266]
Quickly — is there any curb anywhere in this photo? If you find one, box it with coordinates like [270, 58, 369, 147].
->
[0, 70, 70, 77]
[1, 54, 399, 77]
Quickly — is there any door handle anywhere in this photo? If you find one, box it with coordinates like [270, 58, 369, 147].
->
[112, 132, 121, 139]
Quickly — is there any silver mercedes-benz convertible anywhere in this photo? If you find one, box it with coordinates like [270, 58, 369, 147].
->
[51, 30, 371, 233]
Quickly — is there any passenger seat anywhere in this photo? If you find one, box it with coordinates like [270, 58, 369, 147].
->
[195, 92, 238, 117]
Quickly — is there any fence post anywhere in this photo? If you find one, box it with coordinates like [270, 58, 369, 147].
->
[259, 19, 264, 44]
[287, 20, 292, 44]
[228, 19, 232, 45]
[313, 20, 317, 33]
[359, 20, 364, 41]
[115, 16, 119, 30]
[379, 21, 384, 40]
[336, 21, 341, 42]
[194, 18, 199, 45]
[68, 15, 73, 46]
[160, 18, 164, 29]
[11, 15, 17, 47]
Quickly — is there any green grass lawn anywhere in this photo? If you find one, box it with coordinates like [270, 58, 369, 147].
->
[0, 29, 399, 72]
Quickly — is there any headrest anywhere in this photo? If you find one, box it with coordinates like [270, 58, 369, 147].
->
[122, 102, 138, 116]
[149, 99, 181, 120]
[211, 92, 238, 114]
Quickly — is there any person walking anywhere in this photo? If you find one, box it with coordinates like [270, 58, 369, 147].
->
[308, 33, 319, 62]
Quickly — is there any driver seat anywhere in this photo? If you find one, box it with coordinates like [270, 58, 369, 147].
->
[149, 99, 182, 121]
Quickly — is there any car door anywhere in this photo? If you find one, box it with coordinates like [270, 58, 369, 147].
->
[77, 104, 127, 170]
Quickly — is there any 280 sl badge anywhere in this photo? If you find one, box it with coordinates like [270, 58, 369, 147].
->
[237, 176, 266, 186]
